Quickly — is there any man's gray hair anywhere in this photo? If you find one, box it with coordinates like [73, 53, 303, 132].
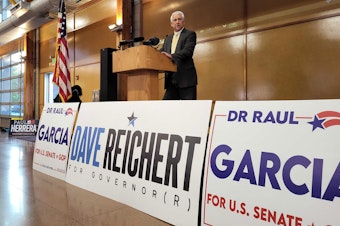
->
[170, 11, 185, 22]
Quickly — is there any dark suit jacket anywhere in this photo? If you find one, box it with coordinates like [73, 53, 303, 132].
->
[160, 28, 197, 88]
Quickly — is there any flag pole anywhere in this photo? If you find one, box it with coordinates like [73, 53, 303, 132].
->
[52, 0, 72, 103]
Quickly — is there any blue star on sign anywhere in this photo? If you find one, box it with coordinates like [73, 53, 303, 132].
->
[128, 112, 138, 126]
[308, 115, 325, 131]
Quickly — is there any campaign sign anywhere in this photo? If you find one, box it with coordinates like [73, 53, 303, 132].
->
[33, 103, 79, 180]
[202, 100, 340, 226]
[9, 119, 39, 136]
[65, 101, 212, 226]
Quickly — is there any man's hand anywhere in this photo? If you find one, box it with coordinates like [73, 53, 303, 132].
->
[161, 51, 172, 59]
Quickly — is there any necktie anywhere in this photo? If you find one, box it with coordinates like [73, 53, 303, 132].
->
[171, 33, 179, 54]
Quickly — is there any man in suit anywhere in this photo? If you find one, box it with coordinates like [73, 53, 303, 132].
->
[160, 11, 198, 100]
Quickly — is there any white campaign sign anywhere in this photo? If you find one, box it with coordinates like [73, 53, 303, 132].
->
[33, 103, 79, 180]
[202, 100, 340, 226]
[66, 100, 212, 226]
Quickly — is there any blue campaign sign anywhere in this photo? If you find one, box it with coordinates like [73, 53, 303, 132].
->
[66, 100, 212, 226]
[202, 100, 340, 226]
[9, 119, 39, 136]
[33, 103, 80, 180]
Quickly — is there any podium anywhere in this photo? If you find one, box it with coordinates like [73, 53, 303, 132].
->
[112, 45, 176, 100]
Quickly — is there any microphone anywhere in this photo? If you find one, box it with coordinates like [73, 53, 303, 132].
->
[119, 37, 145, 49]
[133, 36, 144, 42]
[119, 40, 132, 46]
[143, 37, 160, 46]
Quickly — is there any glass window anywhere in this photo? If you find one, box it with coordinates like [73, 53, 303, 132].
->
[2, 67, 10, 79]
[1, 0, 12, 21]
[2, 54, 10, 67]
[0, 105, 9, 116]
[11, 52, 22, 63]
[1, 92, 10, 102]
[11, 78, 20, 90]
[11, 91, 21, 102]
[1, 80, 10, 90]
[11, 64, 22, 77]
[10, 104, 22, 116]
[0, 50, 24, 117]
[44, 72, 59, 104]
[2, 0, 8, 8]
[3, 10, 10, 21]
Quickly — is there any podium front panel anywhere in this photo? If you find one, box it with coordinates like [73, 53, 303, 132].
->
[123, 70, 159, 100]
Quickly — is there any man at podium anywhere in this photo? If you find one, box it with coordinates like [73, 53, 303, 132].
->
[160, 11, 198, 100]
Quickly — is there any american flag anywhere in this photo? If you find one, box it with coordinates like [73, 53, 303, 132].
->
[52, 0, 71, 102]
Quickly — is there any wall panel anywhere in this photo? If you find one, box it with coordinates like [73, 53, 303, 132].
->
[247, 16, 340, 100]
[74, 18, 116, 67]
[195, 36, 245, 100]
[40, 38, 59, 70]
[38, 0, 117, 108]
[0, 38, 23, 56]
[34, 0, 340, 118]
[143, 0, 340, 100]
[74, 0, 116, 31]
[73, 63, 101, 102]
[143, 0, 243, 39]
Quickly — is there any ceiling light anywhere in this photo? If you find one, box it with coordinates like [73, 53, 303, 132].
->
[10, 1, 30, 18]
[108, 24, 123, 32]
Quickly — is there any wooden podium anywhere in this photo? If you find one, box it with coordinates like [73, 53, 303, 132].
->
[112, 45, 176, 100]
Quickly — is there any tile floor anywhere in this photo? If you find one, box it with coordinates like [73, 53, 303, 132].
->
[0, 131, 170, 226]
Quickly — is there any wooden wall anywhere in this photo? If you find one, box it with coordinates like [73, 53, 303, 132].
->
[2, 0, 340, 118]
[39, 0, 117, 115]
[143, 0, 340, 100]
